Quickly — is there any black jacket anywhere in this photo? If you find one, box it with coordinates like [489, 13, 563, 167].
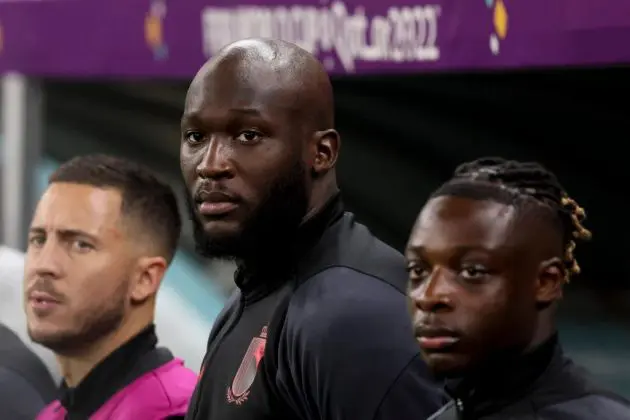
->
[429, 336, 630, 420]
[186, 196, 443, 420]
[0, 323, 57, 420]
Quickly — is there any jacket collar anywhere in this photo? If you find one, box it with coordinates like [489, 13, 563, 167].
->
[235, 193, 344, 304]
[58, 324, 169, 419]
[445, 334, 560, 417]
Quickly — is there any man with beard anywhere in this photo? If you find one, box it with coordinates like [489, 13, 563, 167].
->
[26, 154, 198, 420]
[407, 157, 630, 419]
[181, 38, 442, 420]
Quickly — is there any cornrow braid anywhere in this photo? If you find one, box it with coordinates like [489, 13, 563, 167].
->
[444, 157, 592, 283]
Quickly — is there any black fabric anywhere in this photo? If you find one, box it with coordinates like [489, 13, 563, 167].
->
[258, 197, 422, 417]
[0, 324, 57, 418]
[428, 401, 458, 420]
[268, 221, 442, 420]
[186, 196, 442, 420]
[0, 367, 50, 419]
[201, 290, 243, 371]
[445, 334, 560, 418]
[431, 336, 630, 419]
[252, 279, 297, 418]
[186, 195, 344, 420]
[0, 323, 56, 402]
[58, 324, 174, 420]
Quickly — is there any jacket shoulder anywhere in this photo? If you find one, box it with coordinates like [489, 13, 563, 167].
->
[298, 212, 408, 292]
[108, 360, 197, 417]
[539, 392, 630, 420]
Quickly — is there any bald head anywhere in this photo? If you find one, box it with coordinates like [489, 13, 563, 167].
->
[180, 39, 340, 262]
[186, 38, 334, 131]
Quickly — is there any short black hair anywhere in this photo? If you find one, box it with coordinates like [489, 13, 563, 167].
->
[49, 154, 181, 262]
[432, 157, 591, 283]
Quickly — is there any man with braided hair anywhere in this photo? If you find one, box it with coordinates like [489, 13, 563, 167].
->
[406, 157, 630, 419]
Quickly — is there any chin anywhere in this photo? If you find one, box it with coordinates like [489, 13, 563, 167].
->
[423, 352, 472, 379]
[202, 218, 243, 237]
[27, 324, 72, 350]
[194, 222, 246, 260]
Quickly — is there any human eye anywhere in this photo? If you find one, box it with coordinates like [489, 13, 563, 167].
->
[460, 265, 489, 281]
[406, 261, 430, 283]
[28, 234, 46, 248]
[184, 131, 204, 145]
[235, 130, 263, 145]
[72, 239, 94, 253]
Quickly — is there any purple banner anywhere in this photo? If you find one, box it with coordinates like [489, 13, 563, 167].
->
[0, 0, 628, 78]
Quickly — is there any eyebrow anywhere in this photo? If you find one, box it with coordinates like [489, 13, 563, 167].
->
[182, 107, 264, 120]
[180, 112, 200, 125]
[228, 108, 263, 116]
[29, 226, 99, 242]
[406, 244, 496, 256]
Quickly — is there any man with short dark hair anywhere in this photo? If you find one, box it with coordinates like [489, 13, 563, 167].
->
[27, 154, 197, 420]
[182, 38, 441, 420]
[406, 157, 630, 419]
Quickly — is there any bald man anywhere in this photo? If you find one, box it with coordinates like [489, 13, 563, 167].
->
[181, 39, 442, 420]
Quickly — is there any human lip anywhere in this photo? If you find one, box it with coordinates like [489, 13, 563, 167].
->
[415, 325, 461, 351]
[28, 291, 62, 315]
[28, 290, 61, 303]
[196, 191, 239, 216]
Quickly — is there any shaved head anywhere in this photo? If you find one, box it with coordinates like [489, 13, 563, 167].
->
[186, 38, 334, 131]
[180, 38, 340, 262]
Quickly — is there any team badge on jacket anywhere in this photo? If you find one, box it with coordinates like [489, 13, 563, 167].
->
[227, 326, 268, 405]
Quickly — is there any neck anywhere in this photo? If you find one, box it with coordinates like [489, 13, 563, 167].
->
[528, 319, 556, 351]
[446, 333, 559, 415]
[242, 188, 340, 267]
[307, 177, 338, 219]
[234, 177, 339, 270]
[57, 317, 152, 387]
[235, 191, 343, 299]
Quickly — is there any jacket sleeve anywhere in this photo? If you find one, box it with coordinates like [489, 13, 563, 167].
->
[0, 366, 49, 420]
[275, 267, 444, 420]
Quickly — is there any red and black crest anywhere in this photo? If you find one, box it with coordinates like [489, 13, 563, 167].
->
[226, 326, 268, 405]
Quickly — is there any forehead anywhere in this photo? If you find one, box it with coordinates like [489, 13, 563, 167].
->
[184, 63, 297, 122]
[32, 183, 123, 238]
[407, 196, 518, 254]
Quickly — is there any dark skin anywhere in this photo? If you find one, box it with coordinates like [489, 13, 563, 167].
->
[406, 195, 565, 378]
[180, 39, 339, 261]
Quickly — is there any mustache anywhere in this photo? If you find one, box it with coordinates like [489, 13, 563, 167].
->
[26, 280, 64, 301]
[193, 183, 239, 203]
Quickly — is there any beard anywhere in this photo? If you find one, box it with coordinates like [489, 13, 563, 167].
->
[187, 160, 309, 263]
[28, 281, 127, 357]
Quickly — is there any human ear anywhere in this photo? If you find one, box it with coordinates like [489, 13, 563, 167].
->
[129, 256, 167, 304]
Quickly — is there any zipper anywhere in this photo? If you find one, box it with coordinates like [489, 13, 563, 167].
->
[455, 398, 464, 419]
